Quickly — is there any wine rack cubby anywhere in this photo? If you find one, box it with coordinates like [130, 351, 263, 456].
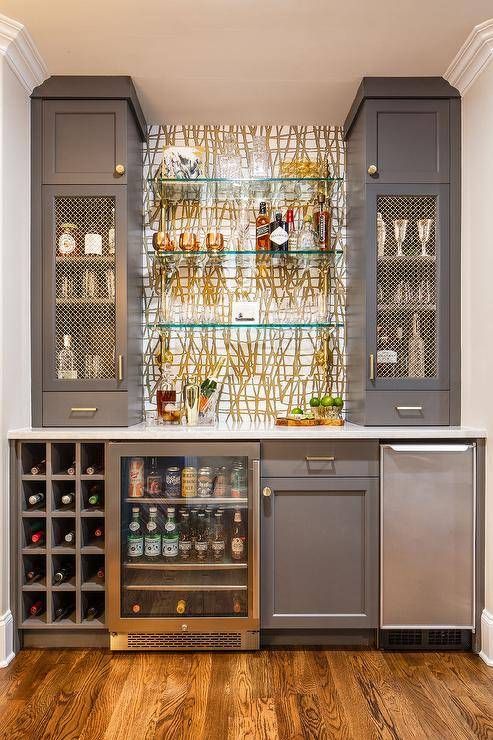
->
[15, 441, 106, 629]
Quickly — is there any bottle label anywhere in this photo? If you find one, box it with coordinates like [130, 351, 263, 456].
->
[84, 233, 103, 255]
[144, 537, 161, 557]
[194, 541, 208, 554]
[377, 350, 398, 364]
[128, 537, 143, 557]
[270, 226, 289, 247]
[129, 521, 140, 532]
[163, 538, 179, 557]
[147, 521, 157, 532]
[147, 476, 162, 495]
[256, 223, 270, 238]
[212, 540, 225, 556]
[179, 540, 192, 557]
[231, 537, 244, 556]
[165, 521, 176, 532]
[58, 233, 76, 255]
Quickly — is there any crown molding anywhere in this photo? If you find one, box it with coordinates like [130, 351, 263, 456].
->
[0, 13, 47, 93]
[445, 18, 493, 95]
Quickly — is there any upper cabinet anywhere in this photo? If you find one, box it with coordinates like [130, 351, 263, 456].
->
[364, 99, 450, 184]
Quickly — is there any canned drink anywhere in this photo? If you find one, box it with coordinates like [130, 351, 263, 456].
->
[197, 466, 214, 498]
[128, 457, 144, 498]
[213, 466, 228, 497]
[181, 466, 198, 498]
[165, 466, 181, 498]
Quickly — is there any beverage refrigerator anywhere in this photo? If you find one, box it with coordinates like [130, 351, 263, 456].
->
[107, 442, 260, 650]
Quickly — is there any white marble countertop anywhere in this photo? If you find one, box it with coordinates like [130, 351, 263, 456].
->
[7, 420, 487, 440]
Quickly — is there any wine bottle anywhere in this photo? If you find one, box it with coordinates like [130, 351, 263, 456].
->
[232, 593, 243, 614]
[30, 459, 46, 475]
[130, 602, 141, 614]
[96, 566, 105, 580]
[85, 605, 101, 621]
[26, 569, 43, 583]
[67, 461, 76, 476]
[61, 492, 75, 506]
[54, 606, 72, 621]
[30, 523, 44, 545]
[53, 565, 72, 584]
[29, 600, 44, 617]
[176, 599, 187, 615]
[85, 464, 103, 475]
[64, 530, 75, 544]
[28, 492, 45, 508]
[93, 526, 104, 539]
[88, 492, 100, 507]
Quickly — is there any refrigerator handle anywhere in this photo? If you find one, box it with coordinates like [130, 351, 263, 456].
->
[252, 459, 260, 622]
[385, 444, 474, 453]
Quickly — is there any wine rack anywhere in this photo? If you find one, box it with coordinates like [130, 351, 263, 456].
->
[15, 441, 106, 629]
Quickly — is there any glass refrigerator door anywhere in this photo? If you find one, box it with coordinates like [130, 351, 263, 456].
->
[112, 446, 258, 624]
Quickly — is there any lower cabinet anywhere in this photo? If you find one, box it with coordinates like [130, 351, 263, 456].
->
[261, 476, 378, 629]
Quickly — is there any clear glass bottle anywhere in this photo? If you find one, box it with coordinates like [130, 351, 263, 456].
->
[144, 505, 161, 558]
[84, 223, 103, 256]
[211, 510, 226, 562]
[108, 207, 116, 255]
[162, 506, 179, 559]
[298, 215, 316, 251]
[156, 364, 180, 424]
[194, 511, 209, 561]
[127, 506, 143, 558]
[408, 313, 425, 378]
[57, 334, 77, 379]
[178, 510, 192, 560]
[251, 134, 269, 177]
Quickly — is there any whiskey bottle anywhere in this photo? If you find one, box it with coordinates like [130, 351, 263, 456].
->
[144, 505, 161, 558]
[255, 202, 270, 251]
[30, 459, 46, 476]
[128, 506, 144, 558]
[376, 327, 397, 377]
[57, 335, 77, 380]
[231, 510, 247, 561]
[269, 212, 289, 251]
[27, 492, 45, 508]
[156, 364, 180, 425]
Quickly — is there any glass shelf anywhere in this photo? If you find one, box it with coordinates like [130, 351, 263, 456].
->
[149, 322, 342, 330]
[152, 176, 343, 184]
[151, 249, 343, 258]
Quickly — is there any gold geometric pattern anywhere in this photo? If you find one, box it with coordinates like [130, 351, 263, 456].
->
[143, 125, 346, 421]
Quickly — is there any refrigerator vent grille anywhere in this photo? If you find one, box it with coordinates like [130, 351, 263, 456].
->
[387, 630, 423, 647]
[127, 632, 242, 650]
[381, 629, 472, 651]
[428, 629, 462, 646]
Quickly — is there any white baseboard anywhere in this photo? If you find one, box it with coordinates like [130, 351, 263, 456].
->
[479, 609, 493, 666]
[0, 610, 14, 668]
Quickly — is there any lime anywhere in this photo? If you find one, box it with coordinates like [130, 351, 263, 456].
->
[291, 407, 304, 415]
[309, 397, 320, 408]
[333, 396, 344, 408]
[320, 395, 335, 407]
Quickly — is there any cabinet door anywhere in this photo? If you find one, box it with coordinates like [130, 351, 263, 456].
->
[42, 185, 128, 392]
[365, 99, 450, 184]
[261, 477, 378, 629]
[366, 183, 450, 392]
[43, 100, 127, 185]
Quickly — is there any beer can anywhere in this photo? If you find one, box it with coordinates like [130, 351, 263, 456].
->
[197, 466, 214, 498]
[165, 466, 181, 498]
[181, 466, 197, 498]
[128, 457, 144, 498]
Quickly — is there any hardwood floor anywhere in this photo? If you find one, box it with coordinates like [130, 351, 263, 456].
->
[0, 649, 492, 739]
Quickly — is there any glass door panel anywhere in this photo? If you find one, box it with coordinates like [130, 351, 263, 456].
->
[120, 454, 250, 619]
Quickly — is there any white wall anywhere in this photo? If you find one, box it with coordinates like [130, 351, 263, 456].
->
[0, 55, 33, 666]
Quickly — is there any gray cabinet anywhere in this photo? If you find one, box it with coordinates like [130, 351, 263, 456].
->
[344, 77, 460, 426]
[31, 77, 146, 427]
[261, 476, 378, 629]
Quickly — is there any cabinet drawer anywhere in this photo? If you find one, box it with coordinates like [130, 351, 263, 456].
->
[365, 391, 449, 426]
[261, 441, 379, 477]
[43, 392, 130, 427]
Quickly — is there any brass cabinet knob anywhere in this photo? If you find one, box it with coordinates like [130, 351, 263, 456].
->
[367, 164, 378, 176]
[263, 486, 272, 497]
[115, 164, 126, 176]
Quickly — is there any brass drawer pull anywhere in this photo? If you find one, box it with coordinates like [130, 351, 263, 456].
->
[70, 407, 97, 413]
[395, 406, 423, 412]
[305, 456, 336, 462]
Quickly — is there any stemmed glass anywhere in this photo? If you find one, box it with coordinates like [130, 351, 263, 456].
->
[393, 219, 408, 257]
[417, 218, 434, 257]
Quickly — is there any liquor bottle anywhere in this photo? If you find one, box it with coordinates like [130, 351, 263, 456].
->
[27, 492, 45, 508]
[395, 327, 407, 377]
[231, 510, 247, 561]
[67, 461, 76, 476]
[313, 193, 330, 250]
[26, 568, 43, 583]
[298, 215, 316, 251]
[376, 326, 397, 377]
[30, 523, 44, 545]
[146, 458, 163, 496]
[193, 511, 209, 561]
[53, 564, 73, 584]
[269, 212, 289, 251]
[162, 506, 179, 559]
[84, 222, 103, 256]
[30, 459, 46, 476]
[58, 223, 77, 256]
[128, 506, 144, 557]
[57, 335, 77, 380]
[64, 530, 75, 545]
[96, 566, 105, 580]
[232, 593, 243, 614]
[178, 510, 192, 560]
[85, 463, 103, 475]
[61, 492, 75, 506]
[156, 364, 180, 425]
[108, 207, 116, 255]
[408, 313, 425, 378]
[29, 600, 44, 617]
[176, 599, 187, 615]
[85, 605, 101, 621]
[286, 209, 298, 251]
[54, 605, 72, 621]
[255, 202, 270, 251]
[211, 510, 226, 562]
[144, 505, 161, 558]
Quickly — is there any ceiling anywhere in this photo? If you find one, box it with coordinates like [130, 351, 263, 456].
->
[1, 0, 491, 125]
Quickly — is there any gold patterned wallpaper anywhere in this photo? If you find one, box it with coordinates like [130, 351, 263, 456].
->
[143, 125, 346, 422]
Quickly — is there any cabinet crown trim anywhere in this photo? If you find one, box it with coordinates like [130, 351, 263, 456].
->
[0, 12, 48, 93]
[445, 19, 493, 95]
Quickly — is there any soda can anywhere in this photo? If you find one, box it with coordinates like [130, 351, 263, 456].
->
[128, 457, 144, 498]
[181, 466, 198, 498]
[165, 466, 181, 498]
[197, 466, 214, 498]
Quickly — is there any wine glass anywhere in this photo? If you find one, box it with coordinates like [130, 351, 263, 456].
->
[393, 219, 408, 257]
[417, 218, 434, 257]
